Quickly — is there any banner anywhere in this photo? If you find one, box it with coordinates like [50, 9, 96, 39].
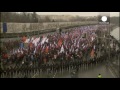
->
[3, 22, 7, 33]
[20, 42, 24, 48]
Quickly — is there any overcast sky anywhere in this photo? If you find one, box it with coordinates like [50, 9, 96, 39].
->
[36, 12, 119, 17]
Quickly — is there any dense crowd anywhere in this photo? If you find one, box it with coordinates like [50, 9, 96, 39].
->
[1, 25, 119, 78]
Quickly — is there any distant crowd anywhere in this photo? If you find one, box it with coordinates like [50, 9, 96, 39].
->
[1, 25, 119, 70]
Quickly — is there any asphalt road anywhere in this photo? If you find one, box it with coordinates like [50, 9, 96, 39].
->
[53, 63, 115, 78]
[31, 62, 115, 78]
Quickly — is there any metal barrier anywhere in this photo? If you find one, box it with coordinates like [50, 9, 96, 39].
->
[1, 54, 108, 78]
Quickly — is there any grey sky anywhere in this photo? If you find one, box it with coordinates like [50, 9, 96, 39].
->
[36, 12, 119, 17]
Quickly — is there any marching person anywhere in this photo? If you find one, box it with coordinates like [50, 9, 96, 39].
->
[98, 74, 102, 78]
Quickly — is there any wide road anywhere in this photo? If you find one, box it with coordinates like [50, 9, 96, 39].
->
[53, 63, 115, 78]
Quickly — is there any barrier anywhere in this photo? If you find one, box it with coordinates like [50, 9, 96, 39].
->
[0, 56, 107, 78]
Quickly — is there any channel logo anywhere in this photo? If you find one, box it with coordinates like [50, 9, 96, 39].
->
[98, 12, 110, 25]
[101, 16, 107, 22]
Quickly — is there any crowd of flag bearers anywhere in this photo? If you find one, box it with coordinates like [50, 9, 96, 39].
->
[1, 25, 119, 78]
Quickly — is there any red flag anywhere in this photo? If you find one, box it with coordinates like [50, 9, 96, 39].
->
[3, 53, 8, 59]
[58, 38, 63, 47]
[90, 49, 95, 58]
[45, 46, 49, 53]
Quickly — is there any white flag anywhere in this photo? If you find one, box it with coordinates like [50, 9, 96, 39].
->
[41, 37, 47, 45]
[91, 37, 94, 41]
[60, 45, 64, 53]
[94, 45, 96, 50]
[25, 38, 30, 43]
[31, 37, 34, 41]
[18, 49, 20, 53]
[20, 50, 23, 54]
[75, 48, 78, 52]
[34, 48, 36, 54]
[45, 38, 49, 43]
